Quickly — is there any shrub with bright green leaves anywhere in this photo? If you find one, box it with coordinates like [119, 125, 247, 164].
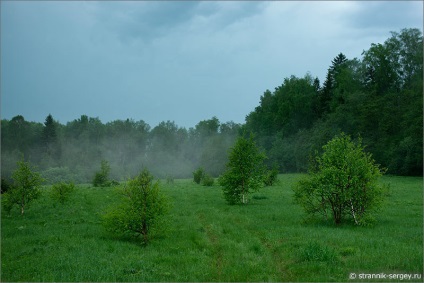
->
[103, 169, 169, 244]
[50, 182, 75, 204]
[219, 134, 266, 204]
[193, 167, 205, 184]
[293, 133, 386, 225]
[3, 160, 44, 215]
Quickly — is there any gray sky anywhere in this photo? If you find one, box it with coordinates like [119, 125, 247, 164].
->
[1, 1, 422, 128]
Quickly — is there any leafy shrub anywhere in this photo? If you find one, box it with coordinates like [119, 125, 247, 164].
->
[103, 169, 169, 244]
[93, 160, 111, 187]
[293, 133, 386, 225]
[50, 182, 75, 204]
[3, 160, 44, 215]
[193, 167, 205, 184]
[201, 174, 214, 186]
[263, 165, 279, 186]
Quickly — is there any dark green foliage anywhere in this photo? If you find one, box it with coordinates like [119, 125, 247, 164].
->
[93, 160, 111, 187]
[50, 182, 75, 204]
[244, 28, 423, 176]
[293, 133, 386, 225]
[201, 173, 214, 186]
[219, 134, 266, 204]
[264, 164, 279, 186]
[3, 160, 44, 215]
[103, 169, 169, 244]
[193, 167, 205, 184]
[1, 178, 13, 194]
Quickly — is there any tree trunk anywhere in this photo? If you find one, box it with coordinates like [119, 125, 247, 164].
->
[350, 199, 358, 225]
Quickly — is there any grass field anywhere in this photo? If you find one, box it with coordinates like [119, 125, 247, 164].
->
[1, 174, 422, 282]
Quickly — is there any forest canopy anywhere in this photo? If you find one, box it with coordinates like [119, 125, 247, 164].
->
[1, 28, 422, 182]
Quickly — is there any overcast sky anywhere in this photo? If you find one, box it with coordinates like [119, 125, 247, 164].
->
[1, 1, 422, 128]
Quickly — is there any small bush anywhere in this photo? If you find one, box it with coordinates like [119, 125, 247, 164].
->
[50, 182, 75, 204]
[293, 133, 386, 225]
[264, 165, 279, 186]
[202, 174, 214, 186]
[93, 160, 111, 187]
[3, 160, 44, 215]
[103, 169, 169, 244]
[193, 167, 205, 184]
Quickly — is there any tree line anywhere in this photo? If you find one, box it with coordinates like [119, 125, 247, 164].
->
[243, 28, 423, 176]
[1, 115, 241, 183]
[1, 28, 422, 182]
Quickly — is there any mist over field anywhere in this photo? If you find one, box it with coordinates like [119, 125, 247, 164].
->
[1, 116, 240, 183]
[2, 27, 423, 184]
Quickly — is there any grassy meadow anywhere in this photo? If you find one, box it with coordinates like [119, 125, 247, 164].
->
[1, 174, 423, 282]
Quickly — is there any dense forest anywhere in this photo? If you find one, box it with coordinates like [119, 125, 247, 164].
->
[1, 28, 422, 183]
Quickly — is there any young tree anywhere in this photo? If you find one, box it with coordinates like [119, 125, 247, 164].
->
[219, 134, 266, 204]
[103, 169, 169, 244]
[193, 167, 205, 184]
[3, 160, 44, 215]
[293, 133, 386, 225]
[93, 160, 111, 187]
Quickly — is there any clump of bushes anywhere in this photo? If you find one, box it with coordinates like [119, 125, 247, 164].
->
[93, 160, 114, 187]
[193, 167, 215, 187]
[193, 167, 205, 184]
[293, 133, 387, 226]
[50, 182, 75, 204]
[201, 173, 214, 186]
[263, 164, 279, 186]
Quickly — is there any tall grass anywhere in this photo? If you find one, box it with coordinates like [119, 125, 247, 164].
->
[1, 175, 422, 281]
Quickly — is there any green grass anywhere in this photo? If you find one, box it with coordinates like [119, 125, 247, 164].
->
[1, 174, 422, 282]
